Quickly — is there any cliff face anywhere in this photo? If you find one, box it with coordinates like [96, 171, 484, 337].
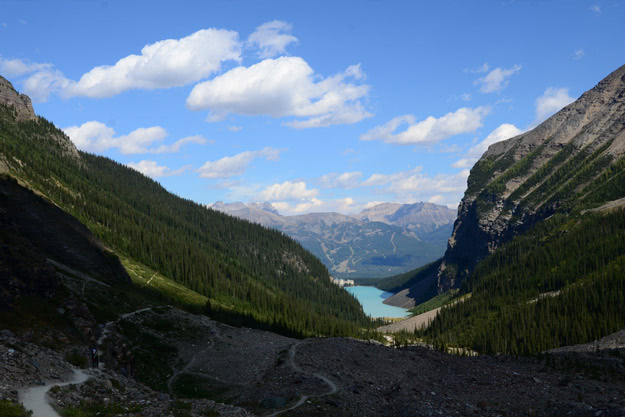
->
[0, 76, 36, 121]
[438, 64, 625, 290]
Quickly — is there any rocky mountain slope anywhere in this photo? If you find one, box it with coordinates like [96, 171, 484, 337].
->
[212, 201, 455, 278]
[439, 63, 625, 290]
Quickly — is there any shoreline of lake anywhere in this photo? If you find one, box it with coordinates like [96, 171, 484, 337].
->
[345, 286, 410, 319]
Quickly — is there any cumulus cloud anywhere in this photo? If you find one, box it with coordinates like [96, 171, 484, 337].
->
[474, 65, 521, 93]
[186, 57, 371, 128]
[22, 67, 73, 102]
[535, 87, 575, 123]
[127, 160, 189, 178]
[265, 197, 360, 215]
[317, 171, 362, 189]
[196, 147, 283, 179]
[15, 28, 240, 101]
[256, 180, 319, 201]
[247, 20, 298, 58]
[63, 121, 206, 154]
[360, 106, 489, 145]
[362, 167, 469, 207]
[452, 123, 523, 168]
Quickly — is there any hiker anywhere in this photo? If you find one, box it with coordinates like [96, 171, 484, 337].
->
[91, 347, 99, 368]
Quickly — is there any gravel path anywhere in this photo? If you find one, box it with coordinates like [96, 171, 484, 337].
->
[19, 369, 90, 417]
[266, 340, 338, 417]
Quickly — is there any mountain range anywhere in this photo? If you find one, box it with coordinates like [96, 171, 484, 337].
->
[211, 201, 456, 278]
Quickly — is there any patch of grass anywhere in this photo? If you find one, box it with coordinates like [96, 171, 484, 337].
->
[64, 350, 88, 368]
[116, 319, 176, 392]
[0, 296, 63, 331]
[120, 256, 207, 312]
[0, 400, 32, 417]
[172, 373, 232, 403]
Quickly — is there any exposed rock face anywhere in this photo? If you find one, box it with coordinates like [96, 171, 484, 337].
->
[0, 76, 36, 121]
[439, 63, 625, 290]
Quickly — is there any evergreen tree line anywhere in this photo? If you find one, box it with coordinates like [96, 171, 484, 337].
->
[420, 208, 625, 355]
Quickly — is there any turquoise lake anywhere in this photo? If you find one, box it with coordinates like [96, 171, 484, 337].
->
[345, 286, 411, 318]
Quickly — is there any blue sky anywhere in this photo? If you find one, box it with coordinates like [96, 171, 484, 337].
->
[1, 0, 624, 214]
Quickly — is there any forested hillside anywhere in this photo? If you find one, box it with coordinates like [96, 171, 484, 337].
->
[0, 82, 371, 337]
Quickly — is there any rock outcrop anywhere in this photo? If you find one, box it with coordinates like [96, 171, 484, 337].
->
[439, 63, 625, 290]
[0, 76, 36, 121]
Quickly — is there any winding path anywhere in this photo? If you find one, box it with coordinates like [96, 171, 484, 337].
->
[266, 340, 338, 417]
[19, 369, 90, 417]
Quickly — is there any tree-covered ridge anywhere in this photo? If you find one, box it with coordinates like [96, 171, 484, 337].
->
[422, 207, 625, 355]
[0, 105, 371, 337]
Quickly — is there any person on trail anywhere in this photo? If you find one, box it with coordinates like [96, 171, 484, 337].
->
[91, 347, 99, 368]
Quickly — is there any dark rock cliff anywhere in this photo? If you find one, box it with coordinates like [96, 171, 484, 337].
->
[438, 64, 625, 290]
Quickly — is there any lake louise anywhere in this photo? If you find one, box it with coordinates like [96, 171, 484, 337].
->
[346, 286, 411, 318]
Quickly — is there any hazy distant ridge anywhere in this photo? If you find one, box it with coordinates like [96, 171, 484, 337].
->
[211, 201, 456, 278]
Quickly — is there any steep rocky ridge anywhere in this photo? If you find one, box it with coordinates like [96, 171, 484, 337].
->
[439, 63, 625, 289]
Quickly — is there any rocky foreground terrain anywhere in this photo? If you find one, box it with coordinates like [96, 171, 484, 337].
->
[2, 306, 625, 417]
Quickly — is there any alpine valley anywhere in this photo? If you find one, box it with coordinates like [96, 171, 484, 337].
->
[2, 58, 625, 417]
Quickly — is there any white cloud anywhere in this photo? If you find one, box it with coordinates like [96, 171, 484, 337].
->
[360, 106, 489, 145]
[293, 197, 324, 213]
[474, 65, 521, 93]
[186, 57, 371, 128]
[266, 197, 360, 215]
[18, 28, 240, 101]
[63, 121, 206, 154]
[452, 123, 523, 168]
[257, 180, 319, 201]
[317, 171, 362, 189]
[535, 87, 575, 123]
[574, 49, 585, 60]
[69, 29, 240, 98]
[0, 57, 51, 77]
[22, 68, 72, 102]
[127, 160, 189, 178]
[227, 125, 242, 132]
[196, 147, 283, 179]
[362, 167, 470, 207]
[590, 5, 601, 14]
[465, 62, 489, 73]
[247, 20, 298, 58]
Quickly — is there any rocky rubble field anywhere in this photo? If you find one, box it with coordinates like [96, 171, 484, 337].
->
[2, 307, 625, 416]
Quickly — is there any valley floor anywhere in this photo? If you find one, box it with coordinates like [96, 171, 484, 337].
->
[2, 307, 625, 417]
